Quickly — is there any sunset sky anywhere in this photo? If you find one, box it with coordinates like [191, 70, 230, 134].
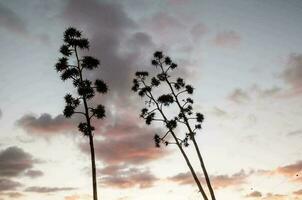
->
[0, 0, 302, 200]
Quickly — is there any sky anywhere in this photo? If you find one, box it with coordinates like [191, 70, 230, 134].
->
[0, 0, 302, 200]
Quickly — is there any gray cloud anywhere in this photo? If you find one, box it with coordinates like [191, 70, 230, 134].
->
[0, 179, 22, 192]
[61, 0, 153, 94]
[282, 53, 302, 92]
[0, 109, 2, 119]
[245, 191, 262, 198]
[99, 165, 158, 189]
[24, 170, 43, 178]
[80, 111, 168, 165]
[168, 170, 249, 189]
[228, 85, 281, 103]
[0, 2, 28, 35]
[190, 23, 208, 42]
[288, 129, 302, 137]
[210, 107, 229, 118]
[0, 146, 36, 177]
[228, 88, 250, 104]
[16, 113, 75, 136]
[25, 186, 76, 193]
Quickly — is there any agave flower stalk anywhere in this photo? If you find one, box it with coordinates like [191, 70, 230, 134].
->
[132, 52, 210, 200]
[55, 27, 108, 200]
[152, 52, 216, 200]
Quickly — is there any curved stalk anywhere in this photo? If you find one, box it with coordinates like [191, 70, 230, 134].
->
[141, 79, 208, 200]
[159, 62, 216, 200]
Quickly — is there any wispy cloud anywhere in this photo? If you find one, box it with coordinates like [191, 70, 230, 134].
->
[228, 85, 281, 104]
[25, 186, 76, 193]
[168, 170, 249, 189]
[293, 189, 302, 195]
[23, 170, 43, 179]
[258, 160, 302, 183]
[280, 53, 302, 95]
[212, 30, 241, 48]
[99, 165, 158, 189]
[288, 130, 302, 137]
[0, 2, 28, 35]
[228, 88, 250, 104]
[245, 190, 262, 198]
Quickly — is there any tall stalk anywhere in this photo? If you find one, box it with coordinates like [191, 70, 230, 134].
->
[140, 78, 208, 200]
[157, 61, 216, 200]
[74, 46, 98, 200]
[55, 27, 109, 200]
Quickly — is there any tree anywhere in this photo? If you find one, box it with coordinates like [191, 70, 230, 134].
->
[132, 51, 215, 200]
[55, 27, 108, 200]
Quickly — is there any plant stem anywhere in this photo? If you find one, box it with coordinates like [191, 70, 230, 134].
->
[159, 63, 216, 200]
[75, 46, 98, 200]
[142, 80, 208, 200]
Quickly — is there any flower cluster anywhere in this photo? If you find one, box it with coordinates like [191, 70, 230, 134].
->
[55, 27, 108, 136]
[132, 51, 205, 148]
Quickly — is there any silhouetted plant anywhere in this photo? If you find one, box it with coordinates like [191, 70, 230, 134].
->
[55, 27, 108, 200]
[132, 51, 217, 200]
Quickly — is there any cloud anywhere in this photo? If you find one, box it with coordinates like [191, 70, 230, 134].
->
[168, 170, 249, 189]
[1, 192, 24, 198]
[64, 194, 91, 200]
[0, 109, 2, 119]
[228, 88, 250, 103]
[259, 160, 302, 183]
[25, 186, 76, 193]
[0, 2, 28, 35]
[127, 32, 153, 49]
[274, 160, 302, 180]
[62, 0, 149, 94]
[80, 111, 167, 165]
[281, 54, 302, 92]
[24, 170, 43, 178]
[212, 30, 241, 48]
[64, 195, 80, 200]
[261, 193, 286, 200]
[293, 189, 302, 195]
[245, 191, 262, 198]
[167, 0, 190, 5]
[228, 85, 281, 103]
[99, 165, 158, 189]
[288, 130, 302, 137]
[0, 179, 22, 192]
[190, 23, 208, 42]
[210, 107, 229, 118]
[0, 146, 38, 177]
[16, 113, 75, 136]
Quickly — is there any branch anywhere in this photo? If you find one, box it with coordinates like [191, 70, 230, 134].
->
[161, 130, 171, 140]
[176, 90, 187, 97]
[151, 118, 165, 122]
[147, 108, 159, 115]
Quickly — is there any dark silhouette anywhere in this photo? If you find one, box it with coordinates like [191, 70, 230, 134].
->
[55, 27, 108, 200]
[132, 51, 215, 200]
